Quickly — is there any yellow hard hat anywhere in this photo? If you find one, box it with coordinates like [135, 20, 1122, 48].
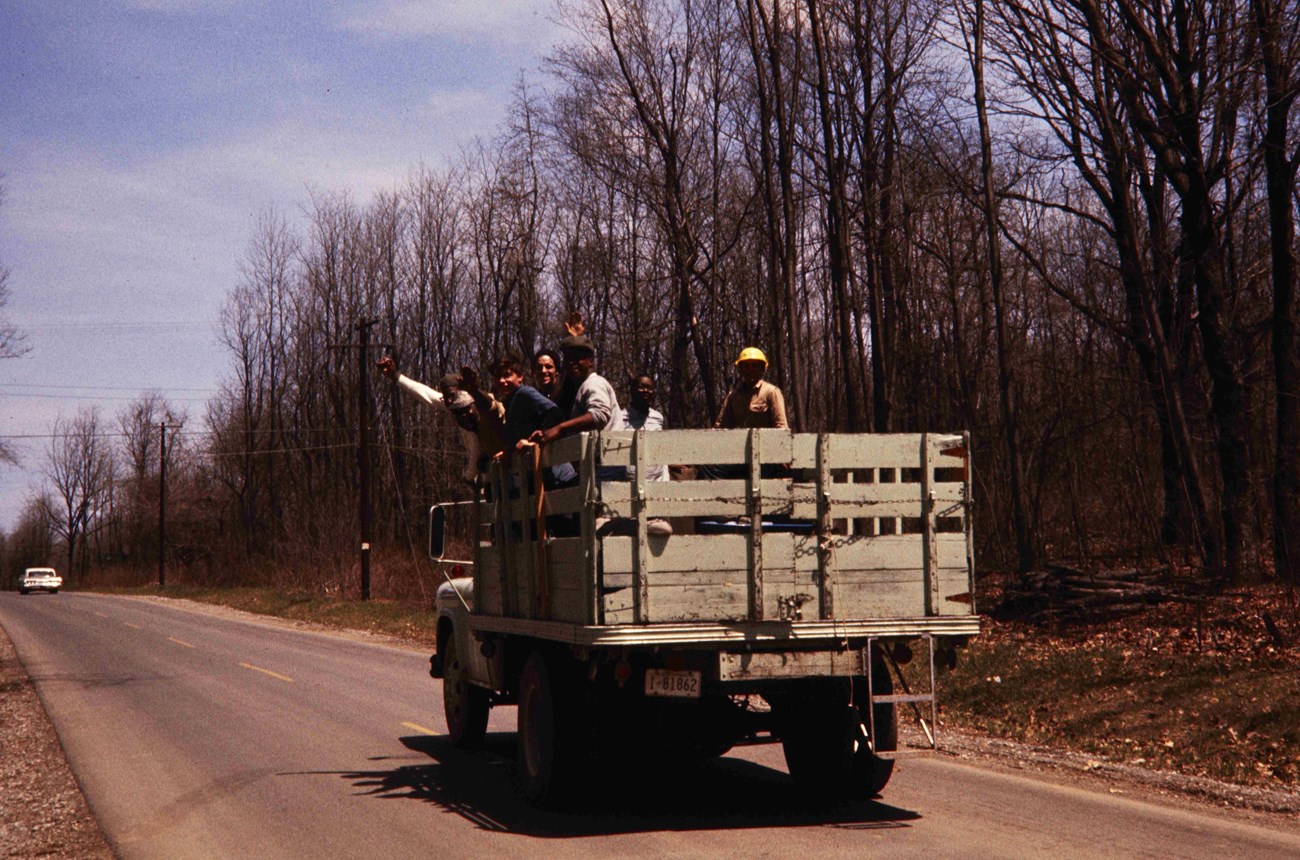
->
[735, 347, 768, 366]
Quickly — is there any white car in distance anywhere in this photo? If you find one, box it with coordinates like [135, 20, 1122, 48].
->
[19, 567, 62, 595]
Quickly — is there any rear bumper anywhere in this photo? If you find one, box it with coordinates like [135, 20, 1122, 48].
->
[19, 580, 61, 592]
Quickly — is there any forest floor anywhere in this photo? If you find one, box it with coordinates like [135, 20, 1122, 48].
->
[941, 574, 1300, 806]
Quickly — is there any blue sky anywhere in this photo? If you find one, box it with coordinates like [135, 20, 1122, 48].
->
[0, 0, 557, 531]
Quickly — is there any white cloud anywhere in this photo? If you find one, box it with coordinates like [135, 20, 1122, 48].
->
[119, 0, 243, 12]
[339, 0, 558, 47]
[6, 82, 502, 291]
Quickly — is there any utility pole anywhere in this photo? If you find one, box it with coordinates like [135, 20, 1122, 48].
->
[158, 419, 180, 588]
[331, 318, 385, 601]
[356, 318, 377, 601]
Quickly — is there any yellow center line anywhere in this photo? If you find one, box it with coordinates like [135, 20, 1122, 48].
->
[239, 662, 294, 683]
[402, 722, 440, 736]
[168, 637, 196, 649]
[122, 622, 142, 630]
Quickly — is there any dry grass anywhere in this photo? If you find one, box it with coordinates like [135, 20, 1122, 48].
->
[98, 584, 441, 646]
[941, 580, 1300, 789]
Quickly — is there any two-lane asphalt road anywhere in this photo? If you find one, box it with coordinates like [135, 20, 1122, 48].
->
[3, 592, 1297, 858]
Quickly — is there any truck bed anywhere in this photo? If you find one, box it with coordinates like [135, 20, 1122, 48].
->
[469, 429, 977, 640]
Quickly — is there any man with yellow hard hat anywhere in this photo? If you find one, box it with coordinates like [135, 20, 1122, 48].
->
[715, 346, 788, 430]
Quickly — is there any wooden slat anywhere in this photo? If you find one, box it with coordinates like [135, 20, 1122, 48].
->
[469, 613, 982, 647]
[923, 433, 938, 616]
[816, 433, 833, 619]
[541, 485, 583, 516]
[491, 467, 513, 617]
[591, 429, 967, 470]
[599, 479, 794, 518]
[748, 429, 764, 621]
[546, 537, 588, 624]
[580, 434, 599, 624]
[599, 532, 968, 576]
[633, 430, 648, 623]
[935, 565, 976, 616]
[540, 433, 584, 466]
[598, 428, 795, 466]
[718, 650, 863, 680]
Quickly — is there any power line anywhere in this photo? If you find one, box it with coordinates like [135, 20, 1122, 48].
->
[0, 382, 218, 393]
[0, 427, 357, 441]
[17, 321, 215, 333]
[0, 390, 214, 403]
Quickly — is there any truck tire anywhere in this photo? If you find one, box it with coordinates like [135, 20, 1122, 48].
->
[779, 694, 856, 797]
[517, 651, 586, 806]
[442, 633, 489, 748]
[779, 672, 896, 799]
[849, 672, 896, 796]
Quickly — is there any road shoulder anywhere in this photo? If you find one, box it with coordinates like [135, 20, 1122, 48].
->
[0, 618, 113, 859]
[940, 726, 1300, 824]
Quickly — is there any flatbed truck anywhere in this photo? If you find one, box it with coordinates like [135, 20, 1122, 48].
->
[427, 428, 979, 805]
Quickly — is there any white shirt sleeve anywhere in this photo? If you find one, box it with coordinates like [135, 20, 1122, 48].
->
[396, 374, 444, 409]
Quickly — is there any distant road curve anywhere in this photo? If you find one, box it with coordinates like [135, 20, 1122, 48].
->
[2, 592, 1297, 859]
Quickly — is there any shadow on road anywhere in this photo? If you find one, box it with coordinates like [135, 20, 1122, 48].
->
[331, 733, 920, 837]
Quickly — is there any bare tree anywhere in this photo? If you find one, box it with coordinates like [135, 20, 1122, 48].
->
[1252, 0, 1300, 583]
[806, 0, 865, 430]
[981, 0, 1218, 570]
[1071, 0, 1256, 583]
[553, 0, 732, 423]
[736, 0, 808, 427]
[1, 179, 29, 465]
[45, 408, 114, 581]
[5, 494, 55, 583]
[962, 0, 1037, 571]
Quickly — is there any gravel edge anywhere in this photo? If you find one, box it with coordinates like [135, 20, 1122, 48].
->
[938, 727, 1300, 817]
[0, 621, 114, 859]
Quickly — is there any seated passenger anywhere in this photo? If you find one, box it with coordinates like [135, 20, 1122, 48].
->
[715, 347, 788, 430]
[621, 373, 672, 536]
[377, 356, 504, 485]
[532, 332, 625, 443]
[532, 348, 562, 402]
[702, 346, 790, 491]
[476, 354, 577, 536]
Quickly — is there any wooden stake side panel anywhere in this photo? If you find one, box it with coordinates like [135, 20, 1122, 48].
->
[595, 430, 968, 471]
[599, 533, 971, 623]
[475, 537, 588, 624]
[472, 430, 974, 628]
[597, 479, 966, 519]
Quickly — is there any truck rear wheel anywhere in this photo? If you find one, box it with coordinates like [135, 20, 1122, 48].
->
[517, 651, 586, 806]
[780, 696, 856, 797]
[442, 633, 489, 748]
[851, 672, 896, 796]
[779, 672, 897, 799]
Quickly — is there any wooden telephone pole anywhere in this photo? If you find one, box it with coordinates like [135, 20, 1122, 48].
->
[158, 420, 181, 588]
[332, 318, 381, 600]
[356, 318, 377, 601]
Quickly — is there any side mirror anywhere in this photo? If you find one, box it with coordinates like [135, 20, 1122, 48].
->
[428, 505, 447, 559]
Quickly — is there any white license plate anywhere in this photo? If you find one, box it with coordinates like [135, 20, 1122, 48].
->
[644, 668, 702, 698]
